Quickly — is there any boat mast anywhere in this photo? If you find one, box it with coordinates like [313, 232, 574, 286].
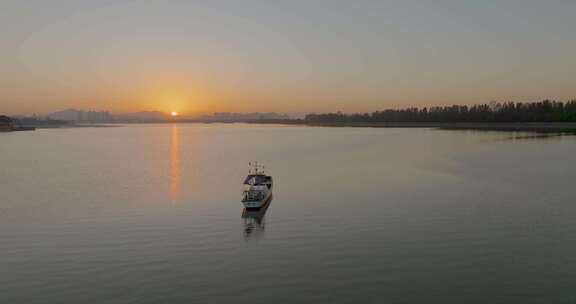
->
[249, 161, 265, 175]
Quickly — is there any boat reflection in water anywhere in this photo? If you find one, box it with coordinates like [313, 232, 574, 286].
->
[242, 195, 273, 240]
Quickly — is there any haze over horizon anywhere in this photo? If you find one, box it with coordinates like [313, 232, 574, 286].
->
[1, 0, 575, 116]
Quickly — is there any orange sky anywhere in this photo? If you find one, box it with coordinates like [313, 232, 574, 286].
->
[1, 1, 575, 116]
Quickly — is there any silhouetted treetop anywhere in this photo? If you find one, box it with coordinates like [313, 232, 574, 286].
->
[305, 100, 576, 123]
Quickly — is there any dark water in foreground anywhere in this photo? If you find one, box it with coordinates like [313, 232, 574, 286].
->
[1, 124, 575, 303]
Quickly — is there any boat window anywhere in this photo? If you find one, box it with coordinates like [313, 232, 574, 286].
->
[243, 175, 270, 185]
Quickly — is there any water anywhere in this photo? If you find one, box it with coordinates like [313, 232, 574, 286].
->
[1, 124, 575, 303]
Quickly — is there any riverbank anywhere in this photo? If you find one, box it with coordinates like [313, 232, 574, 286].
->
[41, 123, 117, 128]
[271, 121, 576, 132]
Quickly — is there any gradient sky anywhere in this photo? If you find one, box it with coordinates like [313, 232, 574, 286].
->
[1, 0, 575, 115]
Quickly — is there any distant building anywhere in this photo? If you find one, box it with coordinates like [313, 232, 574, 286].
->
[0, 115, 14, 131]
[113, 111, 167, 122]
[49, 109, 112, 122]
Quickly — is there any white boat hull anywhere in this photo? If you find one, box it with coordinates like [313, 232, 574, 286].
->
[242, 190, 272, 210]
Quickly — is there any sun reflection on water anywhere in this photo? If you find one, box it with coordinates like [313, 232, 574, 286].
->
[169, 124, 180, 203]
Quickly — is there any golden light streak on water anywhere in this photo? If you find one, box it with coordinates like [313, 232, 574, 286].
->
[169, 124, 180, 203]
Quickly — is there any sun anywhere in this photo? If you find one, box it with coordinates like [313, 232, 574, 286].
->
[170, 111, 179, 117]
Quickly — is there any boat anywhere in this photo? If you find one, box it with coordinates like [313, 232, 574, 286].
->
[241, 162, 273, 210]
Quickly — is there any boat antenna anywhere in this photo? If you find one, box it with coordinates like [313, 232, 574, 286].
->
[248, 161, 266, 175]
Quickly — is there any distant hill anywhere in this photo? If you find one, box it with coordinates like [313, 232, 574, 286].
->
[47, 109, 290, 123]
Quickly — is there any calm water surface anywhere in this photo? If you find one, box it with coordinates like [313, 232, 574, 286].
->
[1, 124, 575, 303]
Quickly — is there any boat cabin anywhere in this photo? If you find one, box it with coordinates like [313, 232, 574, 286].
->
[243, 174, 272, 187]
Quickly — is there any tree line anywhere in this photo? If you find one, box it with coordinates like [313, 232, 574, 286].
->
[305, 100, 576, 123]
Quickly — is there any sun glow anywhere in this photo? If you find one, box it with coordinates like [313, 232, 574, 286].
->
[171, 111, 179, 117]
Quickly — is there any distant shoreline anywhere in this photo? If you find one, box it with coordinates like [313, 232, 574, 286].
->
[11, 121, 576, 133]
[252, 121, 576, 133]
[13, 124, 117, 129]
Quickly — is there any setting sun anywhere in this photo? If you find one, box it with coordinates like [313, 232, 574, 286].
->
[170, 111, 178, 117]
